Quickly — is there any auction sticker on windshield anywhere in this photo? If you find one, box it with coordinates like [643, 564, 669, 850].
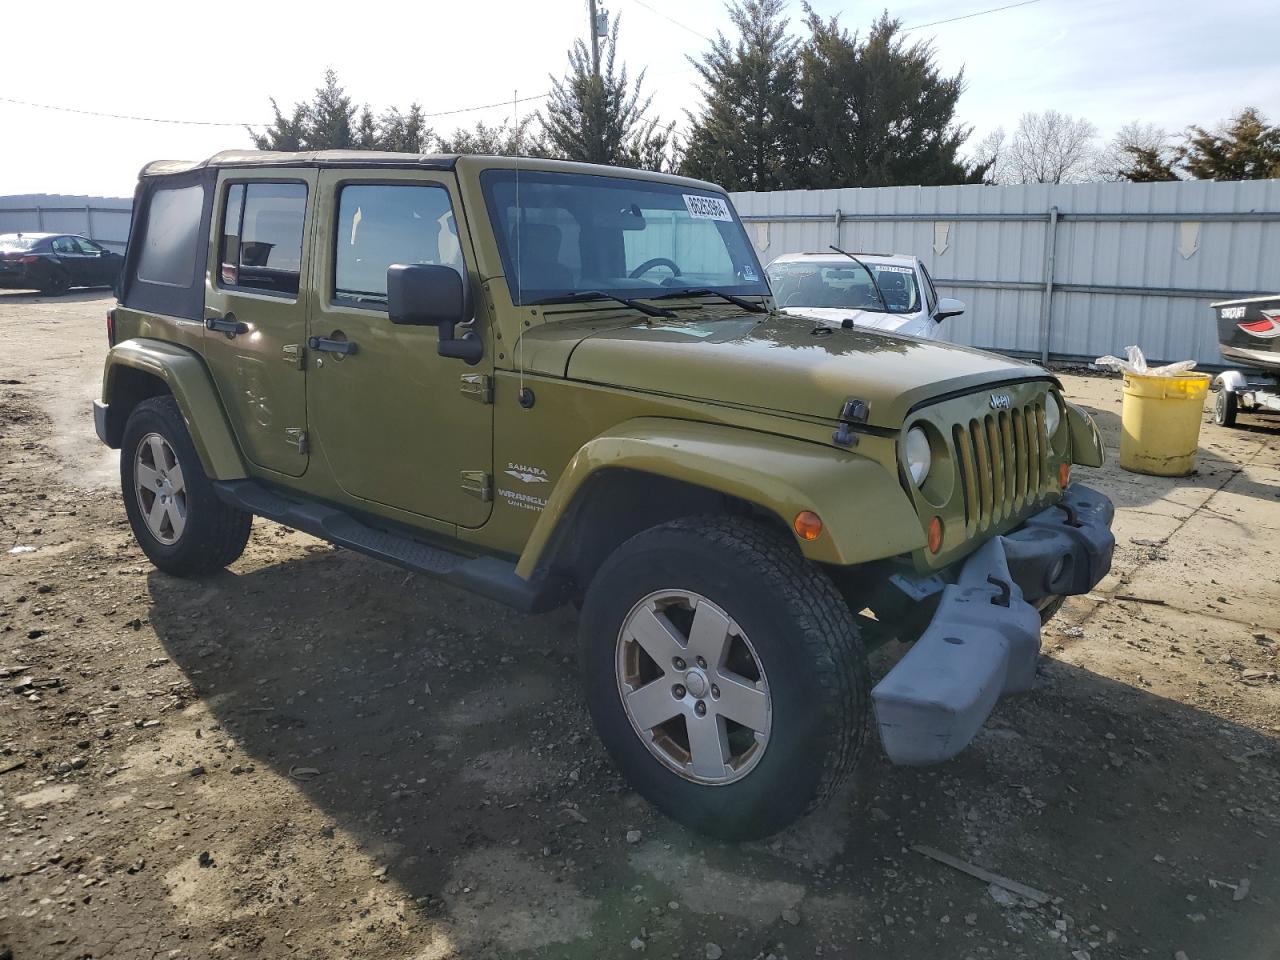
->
[683, 194, 732, 221]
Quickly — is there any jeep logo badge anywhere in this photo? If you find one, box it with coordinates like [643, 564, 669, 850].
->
[989, 393, 1011, 410]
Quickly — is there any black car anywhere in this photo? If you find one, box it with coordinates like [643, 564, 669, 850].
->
[0, 232, 124, 295]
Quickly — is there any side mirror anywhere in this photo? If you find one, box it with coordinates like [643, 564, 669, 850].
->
[935, 297, 965, 321]
[386, 263, 482, 364]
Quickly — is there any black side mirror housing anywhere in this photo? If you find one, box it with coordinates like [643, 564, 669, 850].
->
[386, 263, 482, 364]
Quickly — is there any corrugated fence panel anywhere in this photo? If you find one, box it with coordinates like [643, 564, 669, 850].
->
[733, 178, 1280, 367]
[0, 194, 133, 250]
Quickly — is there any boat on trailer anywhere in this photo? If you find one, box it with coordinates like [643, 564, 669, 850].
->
[1210, 294, 1280, 427]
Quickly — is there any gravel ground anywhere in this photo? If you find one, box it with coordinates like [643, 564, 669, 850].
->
[1, 290, 1278, 960]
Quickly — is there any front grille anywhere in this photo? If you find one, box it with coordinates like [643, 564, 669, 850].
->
[951, 400, 1049, 534]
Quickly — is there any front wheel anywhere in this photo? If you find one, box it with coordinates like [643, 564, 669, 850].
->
[120, 395, 251, 576]
[578, 516, 869, 840]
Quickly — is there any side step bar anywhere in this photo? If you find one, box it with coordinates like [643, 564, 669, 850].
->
[212, 480, 569, 613]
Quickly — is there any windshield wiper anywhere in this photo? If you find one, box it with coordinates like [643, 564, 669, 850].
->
[651, 287, 767, 313]
[828, 245, 889, 313]
[528, 290, 676, 318]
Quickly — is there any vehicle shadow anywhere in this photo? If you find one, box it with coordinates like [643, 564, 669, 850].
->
[145, 547, 1279, 959]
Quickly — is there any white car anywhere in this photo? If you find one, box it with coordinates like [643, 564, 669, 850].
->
[766, 251, 965, 340]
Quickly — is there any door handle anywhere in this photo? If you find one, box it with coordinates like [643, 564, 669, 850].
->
[307, 335, 358, 356]
[205, 313, 248, 336]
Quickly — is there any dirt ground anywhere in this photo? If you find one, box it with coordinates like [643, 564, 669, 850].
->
[1, 290, 1278, 960]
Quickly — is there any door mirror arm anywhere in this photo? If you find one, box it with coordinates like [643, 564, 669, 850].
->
[387, 263, 484, 365]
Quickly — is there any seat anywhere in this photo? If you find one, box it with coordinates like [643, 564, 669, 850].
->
[512, 222, 573, 290]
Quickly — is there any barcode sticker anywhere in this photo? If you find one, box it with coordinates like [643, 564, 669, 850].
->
[683, 194, 733, 221]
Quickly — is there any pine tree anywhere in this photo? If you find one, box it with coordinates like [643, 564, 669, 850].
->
[1178, 108, 1280, 180]
[249, 99, 308, 151]
[540, 18, 672, 169]
[681, 0, 801, 190]
[307, 69, 358, 149]
[436, 116, 538, 155]
[379, 104, 432, 153]
[795, 10, 983, 187]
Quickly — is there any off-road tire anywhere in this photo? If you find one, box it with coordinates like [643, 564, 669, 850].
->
[120, 395, 251, 576]
[40, 270, 70, 296]
[1038, 595, 1066, 625]
[1214, 389, 1238, 427]
[578, 515, 870, 840]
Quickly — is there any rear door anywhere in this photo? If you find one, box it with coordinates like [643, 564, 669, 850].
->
[305, 169, 493, 527]
[73, 237, 115, 285]
[202, 170, 316, 477]
[50, 236, 90, 286]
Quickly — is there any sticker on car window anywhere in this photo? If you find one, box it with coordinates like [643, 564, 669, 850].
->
[875, 265, 914, 274]
[742, 265, 758, 281]
[683, 194, 732, 222]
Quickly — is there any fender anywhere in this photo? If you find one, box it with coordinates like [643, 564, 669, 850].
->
[1065, 401, 1104, 468]
[515, 417, 925, 577]
[1213, 370, 1249, 394]
[99, 338, 247, 479]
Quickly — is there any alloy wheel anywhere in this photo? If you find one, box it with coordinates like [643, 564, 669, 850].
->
[133, 433, 187, 544]
[615, 589, 772, 785]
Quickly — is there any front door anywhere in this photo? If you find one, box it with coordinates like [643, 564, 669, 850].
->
[203, 170, 316, 477]
[306, 170, 493, 528]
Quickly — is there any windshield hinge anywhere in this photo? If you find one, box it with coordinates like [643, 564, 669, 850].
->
[285, 427, 309, 455]
[460, 373, 493, 404]
[460, 470, 492, 501]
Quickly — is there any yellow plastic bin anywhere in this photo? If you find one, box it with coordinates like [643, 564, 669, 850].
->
[1119, 372, 1211, 476]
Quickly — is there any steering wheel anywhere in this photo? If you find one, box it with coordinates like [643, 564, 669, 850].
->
[629, 257, 681, 279]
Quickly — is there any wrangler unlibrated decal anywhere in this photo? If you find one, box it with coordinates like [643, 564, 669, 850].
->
[1238, 310, 1280, 339]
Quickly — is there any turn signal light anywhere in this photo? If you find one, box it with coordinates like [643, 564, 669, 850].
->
[793, 511, 823, 541]
[1059, 461, 1071, 488]
[927, 516, 943, 554]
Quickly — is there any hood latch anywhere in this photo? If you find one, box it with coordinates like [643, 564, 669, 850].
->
[832, 398, 869, 448]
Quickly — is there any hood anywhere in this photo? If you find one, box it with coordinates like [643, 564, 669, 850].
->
[566, 313, 1044, 429]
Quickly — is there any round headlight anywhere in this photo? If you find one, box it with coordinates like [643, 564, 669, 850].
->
[1044, 395, 1062, 437]
[905, 426, 931, 486]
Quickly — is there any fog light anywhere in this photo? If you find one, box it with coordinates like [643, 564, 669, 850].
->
[1059, 461, 1071, 488]
[794, 511, 823, 541]
[927, 516, 943, 554]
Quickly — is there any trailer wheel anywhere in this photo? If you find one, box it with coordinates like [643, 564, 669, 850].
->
[1214, 389, 1238, 428]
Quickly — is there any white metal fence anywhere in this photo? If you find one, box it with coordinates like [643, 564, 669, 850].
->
[6, 181, 1279, 366]
[0, 195, 132, 251]
[731, 178, 1280, 367]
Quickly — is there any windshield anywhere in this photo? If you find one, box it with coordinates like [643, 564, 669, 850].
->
[0, 234, 40, 251]
[480, 169, 769, 306]
[768, 260, 921, 314]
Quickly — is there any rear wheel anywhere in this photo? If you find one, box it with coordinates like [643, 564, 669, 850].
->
[39, 269, 70, 296]
[120, 395, 251, 576]
[1214, 389, 1239, 427]
[579, 516, 869, 840]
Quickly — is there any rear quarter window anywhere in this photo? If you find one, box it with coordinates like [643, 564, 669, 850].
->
[135, 185, 205, 287]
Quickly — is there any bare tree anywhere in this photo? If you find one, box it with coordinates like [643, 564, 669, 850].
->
[967, 127, 1006, 184]
[1001, 110, 1099, 184]
[1097, 121, 1174, 181]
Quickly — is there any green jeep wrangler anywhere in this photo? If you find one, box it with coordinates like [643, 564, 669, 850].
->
[95, 150, 1114, 839]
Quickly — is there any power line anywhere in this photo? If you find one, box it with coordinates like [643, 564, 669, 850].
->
[903, 0, 1045, 32]
[624, 0, 712, 42]
[0, 91, 554, 129]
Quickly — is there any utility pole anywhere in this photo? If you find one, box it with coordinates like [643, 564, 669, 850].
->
[588, 0, 601, 76]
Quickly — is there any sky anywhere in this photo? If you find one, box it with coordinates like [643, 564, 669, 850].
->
[2, 0, 1278, 198]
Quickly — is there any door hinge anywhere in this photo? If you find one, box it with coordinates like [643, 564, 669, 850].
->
[282, 344, 305, 369]
[459, 470, 492, 501]
[460, 373, 493, 404]
[285, 427, 309, 455]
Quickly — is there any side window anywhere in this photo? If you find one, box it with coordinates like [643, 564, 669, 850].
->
[74, 237, 104, 255]
[52, 237, 78, 255]
[333, 183, 461, 306]
[218, 182, 307, 296]
[136, 184, 205, 287]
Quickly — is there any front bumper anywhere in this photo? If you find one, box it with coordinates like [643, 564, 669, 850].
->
[872, 483, 1114, 765]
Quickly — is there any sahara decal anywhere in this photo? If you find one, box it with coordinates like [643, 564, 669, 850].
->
[1238, 310, 1280, 340]
[505, 462, 550, 484]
